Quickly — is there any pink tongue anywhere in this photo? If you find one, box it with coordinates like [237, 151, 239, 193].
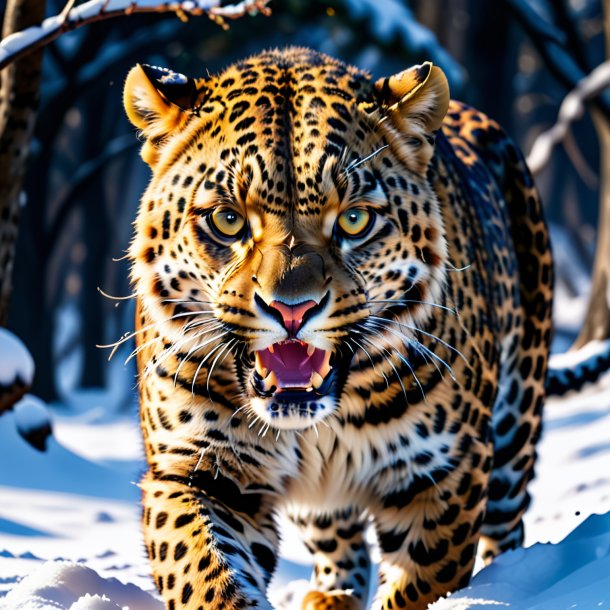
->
[258, 341, 325, 388]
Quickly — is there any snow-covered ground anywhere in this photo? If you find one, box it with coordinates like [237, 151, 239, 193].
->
[1, 338, 610, 608]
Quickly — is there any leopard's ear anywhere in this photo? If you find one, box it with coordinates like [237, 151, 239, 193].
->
[124, 64, 198, 166]
[375, 62, 449, 132]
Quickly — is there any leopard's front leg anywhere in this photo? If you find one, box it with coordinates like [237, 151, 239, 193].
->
[370, 460, 490, 609]
[291, 507, 371, 610]
[141, 471, 277, 610]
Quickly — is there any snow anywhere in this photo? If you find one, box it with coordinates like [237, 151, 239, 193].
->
[13, 395, 51, 436]
[0, 328, 34, 386]
[0, 0, 271, 69]
[430, 512, 610, 609]
[13, 395, 53, 452]
[0, 348, 609, 608]
[3, 561, 162, 610]
[549, 337, 610, 370]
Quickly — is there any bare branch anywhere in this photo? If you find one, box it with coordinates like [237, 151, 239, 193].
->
[527, 60, 610, 174]
[504, 0, 610, 121]
[0, 0, 271, 70]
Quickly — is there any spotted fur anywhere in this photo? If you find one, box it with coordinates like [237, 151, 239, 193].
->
[123, 48, 553, 610]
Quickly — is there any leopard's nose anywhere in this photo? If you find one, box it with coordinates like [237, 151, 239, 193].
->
[268, 300, 317, 336]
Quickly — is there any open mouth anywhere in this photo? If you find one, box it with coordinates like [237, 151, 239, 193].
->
[251, 340, 335, 397]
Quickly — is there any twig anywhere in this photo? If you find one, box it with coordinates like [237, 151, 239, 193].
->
[0, 0, 271, 70]
[59, 0, 78, 23]
[527, 60, 610, 174]
[563, 129, 598, 189]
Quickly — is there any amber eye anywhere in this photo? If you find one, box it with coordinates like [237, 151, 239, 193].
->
[337, 208, 374, 239]
[209, 208, 246, 239]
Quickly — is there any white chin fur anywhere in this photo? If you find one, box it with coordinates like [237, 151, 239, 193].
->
[249, 396, 335, 430]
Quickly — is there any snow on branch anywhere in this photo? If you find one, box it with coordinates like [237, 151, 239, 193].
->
[0, 0, 271, 71]
[527, 60, 610, 174]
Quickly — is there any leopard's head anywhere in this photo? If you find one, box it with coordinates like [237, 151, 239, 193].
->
[124, 48, 450, 430]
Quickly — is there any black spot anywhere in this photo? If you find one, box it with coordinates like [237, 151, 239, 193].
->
[181, 583, 193, 604]
[251, 542, 277, 576]
[378, 528, 408, 553]
[178, 410, 192, 423]
[175, 513, 196, 528]
[162, 210, 171, 239]
[394, 589, 407, 607]
[451, 523, 470, 545]
[459, 543, 476, 566]
[408, 538, 449, 566]
[314, 514, 331, 529]
[405, 584, 418, 602]
[317, 539, 338, 553]
[174, 542, 188, 561]
[436, 560, 458, 583]
[198, 554, 211, 571]
[229, 100, 250, 122]
[235, 116, 256, 131]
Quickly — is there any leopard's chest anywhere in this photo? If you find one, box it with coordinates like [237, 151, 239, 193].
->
[281, 404, 469, 513]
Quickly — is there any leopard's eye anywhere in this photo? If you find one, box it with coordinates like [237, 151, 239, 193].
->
[337, 208, 374, 239]
[209, 208, 246, 239]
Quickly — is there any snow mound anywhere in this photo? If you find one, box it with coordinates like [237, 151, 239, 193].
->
[0, 327, 34, 386]
[0, 328, 35, 414]
[0, 409, 138, 500]
[2, 561, 162, 610]
[430, 511, 610, 609]
[14, 395, 52, 451]
[69, 595, 122, 609]
[14, 396, 50, 434]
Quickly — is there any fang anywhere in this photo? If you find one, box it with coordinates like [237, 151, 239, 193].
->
[311, 371, 324, 389]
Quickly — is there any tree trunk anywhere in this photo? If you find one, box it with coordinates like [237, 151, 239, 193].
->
[574, 106, 610, 346]
[0, 0, 46, 325]
[574, 2, 610, 347]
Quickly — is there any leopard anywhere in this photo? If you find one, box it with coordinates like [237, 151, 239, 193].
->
[122, 47, 553, 610]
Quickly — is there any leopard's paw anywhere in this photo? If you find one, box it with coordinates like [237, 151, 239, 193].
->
[301, 590, 364, 610]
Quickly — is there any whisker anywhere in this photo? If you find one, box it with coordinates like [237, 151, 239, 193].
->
[190, 338, 232, 396]
[399, 323, 469, 368]
[206, 339, 237, 394]
[349, 337, 389, 387]
[367, 315, 468, 367]
[446, 262, 472, 273]
[97, 287, 136, 301]
[101, 309, 216, 357]
[368, 299, 457, 316]
[364, 317, 457, 384]
[359, 331, 424, 402]
[162, 298, 215, 306]
[344, 144, 389, 174]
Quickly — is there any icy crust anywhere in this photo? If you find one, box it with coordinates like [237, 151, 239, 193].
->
[3, 561, 163, 610]
[0, 328, 34, 386]
[429, 512, 610, 610]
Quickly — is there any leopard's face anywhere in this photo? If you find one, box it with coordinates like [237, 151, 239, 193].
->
[125, 48, 450, 430]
